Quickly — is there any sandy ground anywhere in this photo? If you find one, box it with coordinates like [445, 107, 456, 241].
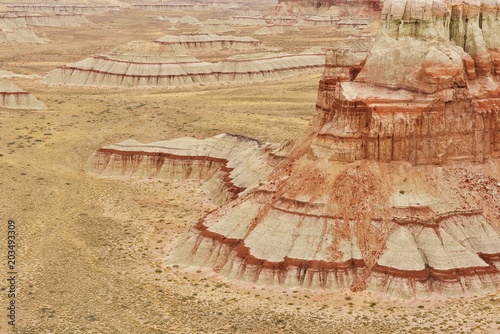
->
[0, 7, 499, 334]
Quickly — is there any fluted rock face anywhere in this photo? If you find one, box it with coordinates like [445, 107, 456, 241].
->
[171, 0, 500, 298]
[0, 81, 46, 110]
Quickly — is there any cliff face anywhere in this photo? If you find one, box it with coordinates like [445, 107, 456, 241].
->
[171, 0, 500, 298]
[316, 0, 500, 165]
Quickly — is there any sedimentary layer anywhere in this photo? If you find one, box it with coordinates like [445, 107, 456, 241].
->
[4, 4, 120, 13]
[0, 81, 46, 109]
[0, 11, 89, 28]
[85, 0, 500, 298]
[85, 134, 280, 205]
[44, 40, 325, 87]
[170, 0, 500, 297]
[155, 34, 263, 50]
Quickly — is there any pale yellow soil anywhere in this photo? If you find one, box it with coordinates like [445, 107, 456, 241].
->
[0, 7, 498, 334]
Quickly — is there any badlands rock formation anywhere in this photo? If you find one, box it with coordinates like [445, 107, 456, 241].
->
[86, 0, 500, 298]
[44, 38, 325, 87]
[0, 28, 44, 43]
[86, 134, 280, 205]
[277, 0, 381, 14]
[0, 82, 46, 109]
[4, 4, 120, 13]
[0, 11, 89, 27]
[266, 0, 381, 25]
[168, 0, 499, 298]
[155, 34, 262, 51]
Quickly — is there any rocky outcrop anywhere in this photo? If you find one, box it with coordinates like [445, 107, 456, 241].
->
[0, 12, 89, 28]
[277, 0, 381, 13]
[44, 40, 325, 87]
[0, 82, 46, 110]
[229, 16, 267, 25]
[171, 0, 500, 298]
[0, 28, 45, 43]
[4, 4, 120, 13]
[266, 0, 381, 24]
[155, 34, 262, 51]
[86, 134, 281, 205]
[82, 0, 499, 298]
[132, 3, 241, 11]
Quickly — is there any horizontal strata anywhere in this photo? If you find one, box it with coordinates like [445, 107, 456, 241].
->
[85, 134, 279, 205]
[155, 34, 263, 49]
[277, 0, 381, 11]
[0, 82, 46, 109]
[44, 53, 325, 87]
[132, 3, 239, 10]
[229, 16, 268, 25]
[0, 12, 89, 28]
[5, 4, 120, 13]
[169, 0, 500, 298]
[173, 160, 500, 296]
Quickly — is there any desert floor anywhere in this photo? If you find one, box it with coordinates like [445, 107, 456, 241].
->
[0, 8, 499, 334]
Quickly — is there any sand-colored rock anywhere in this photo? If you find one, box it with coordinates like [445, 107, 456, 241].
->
[155, 34, 262, 50]
[85, 134, 280, 204]
[5, 4, 120, 13]
[0, 11, 89, 28]
[229, 15, 267, 25]
[0, 28, 45, 43]
[199, 24, 236, 34]
[44, 39, 325, 87]
[254, 25, 300, 35]
[0, 81, 46, 109]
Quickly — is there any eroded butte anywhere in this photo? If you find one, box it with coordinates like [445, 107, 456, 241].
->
[88, 0, 500, 298]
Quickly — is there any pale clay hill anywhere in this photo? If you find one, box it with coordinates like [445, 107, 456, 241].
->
[87, 0, 500, 298]
[43, 36, 326, 87]
[0, 81, 46, 109]
[0, 9, 90, 43]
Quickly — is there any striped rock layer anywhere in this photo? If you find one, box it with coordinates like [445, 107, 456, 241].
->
[44, 39, 325, 87]
[85, 0, 500, 297]
[155, 34, 263, 51]
[0, 81, 46, 109]
[85, 134, 281, 205]
[4, 4, 120, 13]
[171, 0, 500, 298]
[0, 11, 89, 28]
